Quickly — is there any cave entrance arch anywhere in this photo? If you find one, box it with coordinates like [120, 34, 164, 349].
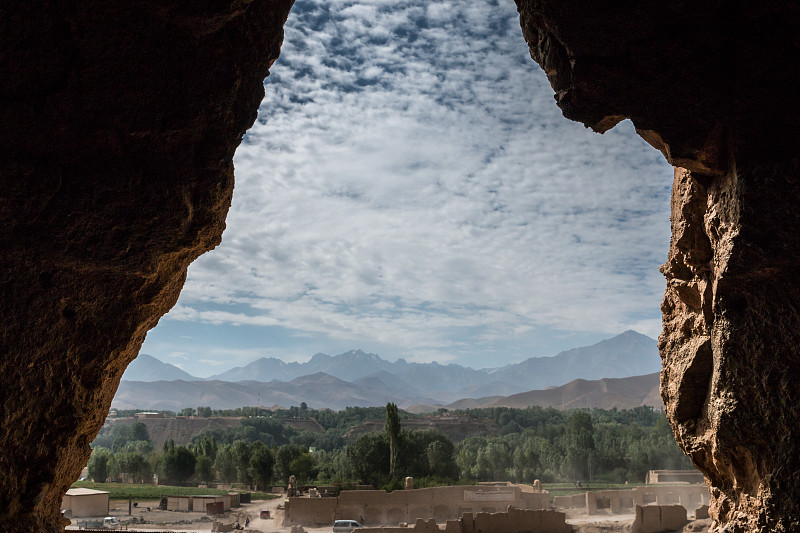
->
[3, 1, 800, 533]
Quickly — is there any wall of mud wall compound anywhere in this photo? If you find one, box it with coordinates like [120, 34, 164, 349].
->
[553, 485, 709, 516]
[630, 505, 688, 533]
[284, 485, 550, 527]
[356, 507, 570, 533]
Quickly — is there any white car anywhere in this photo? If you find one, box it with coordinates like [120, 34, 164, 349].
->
[333, 520, 362, 532]
[103, 516, 120, 529]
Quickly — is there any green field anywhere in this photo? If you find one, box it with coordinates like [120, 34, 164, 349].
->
[70, 481, 280, 501]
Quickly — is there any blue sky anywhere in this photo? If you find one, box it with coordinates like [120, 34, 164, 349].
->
[140, 0, 673, 377]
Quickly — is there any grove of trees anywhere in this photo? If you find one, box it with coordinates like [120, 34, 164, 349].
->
[87, 404, 692, 488]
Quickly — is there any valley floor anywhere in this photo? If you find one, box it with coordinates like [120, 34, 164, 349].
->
[67, 496, 711, 533]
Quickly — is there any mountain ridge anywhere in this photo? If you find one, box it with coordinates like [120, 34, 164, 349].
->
[121, 354, 201, 382]
[126, 330, 658, 386]
[117, 331, 662, 410]
[114, 371, 663, 412]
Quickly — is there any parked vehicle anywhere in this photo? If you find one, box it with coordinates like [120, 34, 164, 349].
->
[103, 516, 120, 529]
[333, 520, 362, 532]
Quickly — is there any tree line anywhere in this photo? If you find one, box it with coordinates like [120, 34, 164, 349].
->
[89, 404, 692, 488]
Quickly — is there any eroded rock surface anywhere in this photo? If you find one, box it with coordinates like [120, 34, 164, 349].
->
[515, 1, 800, 531]
[0, 2, 292, 531]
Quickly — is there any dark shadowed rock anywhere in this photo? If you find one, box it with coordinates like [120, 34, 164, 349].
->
[0, 1, 293, 531]
[515, 1, 800, 530]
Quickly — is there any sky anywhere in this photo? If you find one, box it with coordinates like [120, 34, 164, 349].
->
[140, 0, 673, 377]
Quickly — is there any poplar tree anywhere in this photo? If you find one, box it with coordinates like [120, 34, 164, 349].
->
[385, 402, 400, 477]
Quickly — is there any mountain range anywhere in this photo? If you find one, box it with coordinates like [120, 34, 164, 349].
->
[115, 330, 662, 410]
[121, 354, 202, 382]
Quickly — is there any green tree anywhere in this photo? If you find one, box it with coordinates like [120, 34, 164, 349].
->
[215, 445, 237, 484]
[481, 440, 511, 481]
[250, 443, 275, 490]
[160, 445, 196, 484]
[275, 444, 306, 485]
[192, 434, 218, 461]
[385, 402, 401, 477]
[88, 447, 114, 483]
[231, 440, 253, 484]
[113, 451, 152, 483]
[346, 433, 390, 487]
[123, 440, 154, 456]
[566, 411, 595, 481]
[426, 437, 459, 479]
[196, 455, 214, 483]
[456, 437, 485, 480]
[289, 452, 316, 484]
[130, 422, 150, 442]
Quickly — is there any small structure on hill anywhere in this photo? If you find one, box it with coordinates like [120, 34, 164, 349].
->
[134, 411, 165, 419]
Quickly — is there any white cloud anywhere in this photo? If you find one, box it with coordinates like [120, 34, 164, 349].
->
[156, 0, 672, 366]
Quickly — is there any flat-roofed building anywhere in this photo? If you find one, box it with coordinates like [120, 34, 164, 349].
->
[61, 488, 109, 518]
[167, 495, 193, 511]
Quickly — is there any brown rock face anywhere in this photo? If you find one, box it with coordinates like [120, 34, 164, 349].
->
[0, 2, 292, 531]
[515, 1, 800, 531]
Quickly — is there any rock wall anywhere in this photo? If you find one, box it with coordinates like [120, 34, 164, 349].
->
[0, 2, 293, 531]
[514, 1, 800, 531]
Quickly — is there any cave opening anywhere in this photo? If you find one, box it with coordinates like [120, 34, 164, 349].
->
[140, 0, 673, 386]
[4, 1, 800, 532]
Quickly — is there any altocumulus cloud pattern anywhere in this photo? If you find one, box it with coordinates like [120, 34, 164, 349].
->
[142, 0, 673, 374]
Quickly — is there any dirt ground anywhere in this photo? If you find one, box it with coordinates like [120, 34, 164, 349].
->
[67, 497, 710, 533]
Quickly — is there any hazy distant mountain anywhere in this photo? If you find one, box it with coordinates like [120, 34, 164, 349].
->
[409, 372, 662, 413]
[205, 330, 659, 394]
[113, 370, 662, 412]
[372, 330, 660, 401]
[116, 331, 662, 409]
[489, 330, 661, 391]
[121, 354, 200, 382]
[114, 372, 418, 411]
[207, 349, 400, 382]
[208, 356, 305, 382]
[392, 362, 493, 394]
[487, 372, 661, 410]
